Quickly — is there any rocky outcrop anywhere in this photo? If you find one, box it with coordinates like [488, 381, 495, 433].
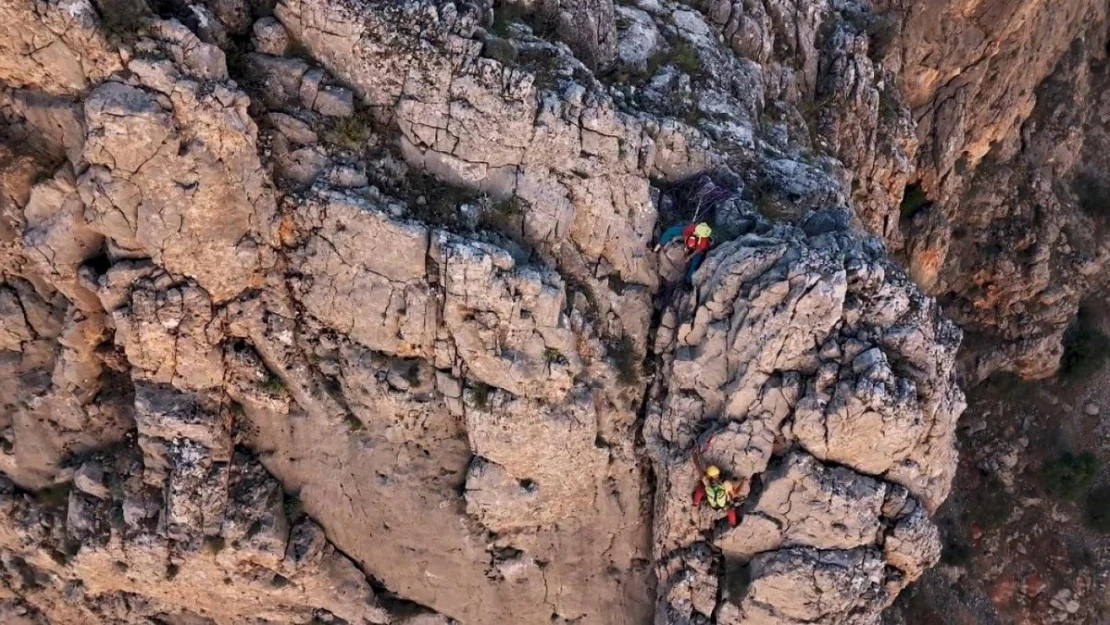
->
[535, 0, 618, 71]
[880, 0, 1107, 202]
[77, 21, 277, 302]
[0, 0, 979, 623]
[872, 0, 1110, 379]
[273, 0, 722, 346]
[0, 442, 394, 625]
[647, 206, 959, 623]
[0, 0, 122, 95]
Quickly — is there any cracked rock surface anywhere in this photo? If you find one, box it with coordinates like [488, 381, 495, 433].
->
[646, 204, 957, 624]
[17, 0, 1105, 622]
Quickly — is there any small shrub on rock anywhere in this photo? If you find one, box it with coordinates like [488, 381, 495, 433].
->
[322, 113, 373, 152]
[96, 0, 152, 43]
[204, 536, 226, 555]
[35, 482, 72, 511]
[671, 40, 702, 76]
[284, 492, 304, 521]
[1085, 485, 1110, 532]
[261, 373, 286, 393]
[483, 37, 518, 65]
[608, 334, 640, 387]
[1060, 305, 1110, 382]
[471, 383, 492, 409]
[1043, 451, 1101, 500]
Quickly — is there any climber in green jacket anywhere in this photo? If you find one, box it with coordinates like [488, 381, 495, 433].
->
[692, 464, 743, 526]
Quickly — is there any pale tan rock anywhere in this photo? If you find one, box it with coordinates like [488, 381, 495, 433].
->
[716, 453, 886, 558]
[275, 0, 701, 350]
[73, 461, 109, 499]
[268, 112, 317, 144]
[0, 442, 392, 624]
[0, 3, 983, 625]
[720, 548, 889, 625]
[0, 0, 122, 95]
[436, 232, 581, 400]
[286, 187, 435, 356]
[0, 89, 87, 165]
[22, 167, 103, 311]
[79, 31, 276, 302]
[883, 501, 942, 582]
[536, 0, 616, 70]
[312, 85, 354, 117]
[0, 286, 32, 351]
[108, 280, 225, 390]
[464, 386, 607, 530]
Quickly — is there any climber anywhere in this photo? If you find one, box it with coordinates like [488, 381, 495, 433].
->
[691, 464, 744, 527]
[653, 222, 714, 283]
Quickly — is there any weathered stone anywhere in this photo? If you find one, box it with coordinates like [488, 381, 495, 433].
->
[252, 17, 290, 55]
[0, 0, 123, 95]
[719, 548, 889, 624]
[0, 286, 33, 351]
[133, 384, 231, 486]
[107, 279, 225, 390]
[198, 0, 252, 35]
[716, 453, 886, 558]
[222, 451, 288, 564]
[80, 48, 275, 302]
[248, 53, 310, 107]
[614, 5, 663, 74]
[0, 3, 994, 625]
[883, 501, 942, 582]
[464, 387, 606, 530]
[648, 206, 963, 622]
[312, 85, 354, 117]
[22, 167, 104, 311]
[537, 0, 617, 70]
[189, 4, 230, 47]
[0, 89, 87, 165]
[74, 462, 110, 499]
[268, 112, 318, 144]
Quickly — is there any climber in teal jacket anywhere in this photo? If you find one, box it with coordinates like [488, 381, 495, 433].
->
[654, 222, 714, 283]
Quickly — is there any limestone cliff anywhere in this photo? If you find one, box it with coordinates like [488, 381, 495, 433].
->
[1, 0, 1101, 623]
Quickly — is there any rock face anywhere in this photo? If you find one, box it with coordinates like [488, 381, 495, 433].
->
[23, 0, 1110, 622]
[646, 205, 957, 623]
[871, 0, 1110, 379]
[0, 0, 122, 95]
[538, 0, 618, 71]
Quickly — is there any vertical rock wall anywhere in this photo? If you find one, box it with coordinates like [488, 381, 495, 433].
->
[0, 0, 1027, 623]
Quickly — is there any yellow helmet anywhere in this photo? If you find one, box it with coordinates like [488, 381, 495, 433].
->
[694, 222, 712, 238]
[705, 465, 720, 479]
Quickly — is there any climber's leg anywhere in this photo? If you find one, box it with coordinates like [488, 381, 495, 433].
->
[692, 482, 706, 507]
[685, 252, 705, 283]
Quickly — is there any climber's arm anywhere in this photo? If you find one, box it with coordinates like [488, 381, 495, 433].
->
[729, 477, 750, 501]
[657, 225, 686, 248]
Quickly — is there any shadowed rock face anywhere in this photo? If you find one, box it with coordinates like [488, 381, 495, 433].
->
[12, 0, 1109, 622]
[869, 0, 1110, 380]
[539, 0, 618, 71]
